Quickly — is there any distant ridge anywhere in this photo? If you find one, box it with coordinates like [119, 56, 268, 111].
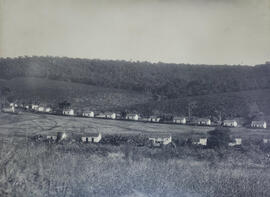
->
[1, 56, 270, 119]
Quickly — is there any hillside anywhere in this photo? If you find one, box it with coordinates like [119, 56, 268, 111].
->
[0, 77, 152, 111]
[1, 56, 270, 119]
[1, 56, 270, 99]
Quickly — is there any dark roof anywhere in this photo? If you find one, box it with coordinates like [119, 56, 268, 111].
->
[147, 133, 171, 138]
[173, 116, 186, 120]
[223, 120, 237, 123]
[251, 121, 266, 125]
[83, 133, 101, 137]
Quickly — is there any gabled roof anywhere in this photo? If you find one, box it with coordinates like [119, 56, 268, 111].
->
[84, 133, 101, 137]
[104, 112, 115, 115]
[126, 113, 139, 116]
[173, 116, 186, 120]
[149, 116, 160, 119]
[251, 121, 266, 125]
[147, 133, 171, 138]
[197, 118, 211, 121]
[223, 120, 237, 123]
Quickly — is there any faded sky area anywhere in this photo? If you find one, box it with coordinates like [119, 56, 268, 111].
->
[0, 0, 270, 65]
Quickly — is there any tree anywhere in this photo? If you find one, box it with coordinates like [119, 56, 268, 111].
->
[0, 87, 11, 106]
[58, 100, 71, 110]
[207, 127, 231, 149]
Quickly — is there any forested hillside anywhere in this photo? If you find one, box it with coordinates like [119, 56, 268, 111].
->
[1, 56, 270, 99]
[1, 56, 270, 119]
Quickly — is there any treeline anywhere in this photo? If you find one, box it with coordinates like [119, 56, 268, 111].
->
[0, 56, 270, 99]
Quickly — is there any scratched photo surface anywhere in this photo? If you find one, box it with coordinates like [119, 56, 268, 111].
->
[1, 0, 270, 196]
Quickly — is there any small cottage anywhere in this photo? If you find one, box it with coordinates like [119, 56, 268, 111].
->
[2, 106, 15, 113]
[223, 120, 238, 127]
[38, 106, 45, 112]
[46, 135, 57, 141]
[81, 133, 102, 143]
[95, 113, 106, 118]
[263, 139, 270, 144]
[63, 109, 75, 116]
[126, 113, 140, 121]
[173, 117, 187, 124]
[82, 111, 95, 118]
[31, 104, 39, 111]
[251, 121, 267, 129]
[45, 107, 52, 113]
[104, 112, 116, 119]
[149, 116, 161, 123]
[148, 133, 172, 146]
[197, 118, 211, 126]
[193, 138, 207, 146]
[228, 138, 242, 146]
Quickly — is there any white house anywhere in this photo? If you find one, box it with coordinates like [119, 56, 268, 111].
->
[45, 107, 52, 113]
[104, 112, 116, 119]
[31, 104, 39, 111]
[148, 133, 172, 146]
[126, 113, 139, 121]
[149, 116, 161, 123]
[263, 139, 270, 144]
[197, 118, 211, 126]
[173, 116, 187, 124]
[2, 106, 15, 113]
[82, 111, 95, 118]
[63, 109, 75, 116]
[223, 120, 238, 127]
[193, 138, 208, 146]
[228, 138, 242, 146]
[81, 133, 102, 143]
[46, 135, 57, 141]
[38, 106, 45, 112]
[95, 113, 106, 118]
[251, 121, 267, 129]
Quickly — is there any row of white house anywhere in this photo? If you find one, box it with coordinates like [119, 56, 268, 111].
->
[2, 103, 268, 129]
[44, 132, 270, 148]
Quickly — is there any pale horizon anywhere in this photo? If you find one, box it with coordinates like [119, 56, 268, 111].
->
[1, 0, 270, 65]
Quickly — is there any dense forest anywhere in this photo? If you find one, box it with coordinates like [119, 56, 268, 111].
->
[1, 56, 270, 99]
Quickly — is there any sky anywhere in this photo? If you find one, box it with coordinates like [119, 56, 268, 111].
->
[0, 0, 270, 65]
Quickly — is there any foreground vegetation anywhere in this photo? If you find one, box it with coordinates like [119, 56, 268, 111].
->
[1, 134, 270, 197]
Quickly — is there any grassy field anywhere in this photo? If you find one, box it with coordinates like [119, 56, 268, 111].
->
[1, 112, 270, 196]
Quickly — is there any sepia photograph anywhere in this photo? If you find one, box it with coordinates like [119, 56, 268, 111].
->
[0, 0, 270, 196]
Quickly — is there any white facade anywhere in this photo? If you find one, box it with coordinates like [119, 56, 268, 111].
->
[82, 111, 95, 118]
[126, 114, 139, 121]
[223, 120, 238, 127]
[31, 104, 39, 111]
[193, 138, 207, 146]
[45, 107, 52, 113]
[229, 138, 242, 146]
[2, 106, 15, 113]
[63, 109, 75, 116]
[105, 112, 116, 119]
[38, 106, 45, 112]
[149, 116, 161, 122]
[251, 121, 267, 129]
[197, 119, 211, 126]
[47, 135, 57, 140]
[173, 117, 186, 124]
[81, 133, 102, 143]
[148, 135, 172, 146]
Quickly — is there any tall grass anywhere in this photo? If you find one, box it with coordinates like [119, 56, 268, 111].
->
[1, 138, 270, 197]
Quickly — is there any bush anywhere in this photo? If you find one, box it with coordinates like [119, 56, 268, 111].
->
[207, 127, 231, 149]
